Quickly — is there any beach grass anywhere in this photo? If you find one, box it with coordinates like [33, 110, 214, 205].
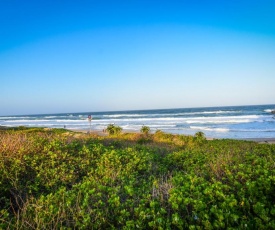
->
[1, 127, 275, 229]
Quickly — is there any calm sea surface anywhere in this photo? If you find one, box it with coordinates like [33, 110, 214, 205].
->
[1, 105, 275, 139]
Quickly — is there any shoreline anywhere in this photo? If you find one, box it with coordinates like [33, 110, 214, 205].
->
[1, 125, 275, 144]
[69, 128, 275, 144]
[236, 138, 275, 144]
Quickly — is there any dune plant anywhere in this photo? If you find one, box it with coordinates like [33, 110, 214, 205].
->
[195, 131, 206, 144]
[106, 124, 122, 135]
[140, 125, 150, 135]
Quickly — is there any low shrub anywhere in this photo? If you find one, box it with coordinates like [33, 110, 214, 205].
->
[106, 124, 122, 135]
[140, 125, 150, 135]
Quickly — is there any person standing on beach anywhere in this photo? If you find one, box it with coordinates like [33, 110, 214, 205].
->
[88, 115, 92, 133]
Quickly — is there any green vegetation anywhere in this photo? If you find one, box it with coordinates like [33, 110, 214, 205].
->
[140, 125, 150, 135]
[106, 124, 123, 135]
[1, 127, 275, 229]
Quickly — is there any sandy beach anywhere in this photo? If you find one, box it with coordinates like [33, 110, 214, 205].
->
[69, 128, 275, 144]
[1, 125, 274, 143]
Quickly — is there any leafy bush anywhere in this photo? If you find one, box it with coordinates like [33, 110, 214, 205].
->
[106, 124, 122, 135]
[140, 125, 150, 135]
[195, 131, 206, 144]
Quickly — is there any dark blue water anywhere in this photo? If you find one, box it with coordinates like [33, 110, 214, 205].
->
[1, 104, 275, 139]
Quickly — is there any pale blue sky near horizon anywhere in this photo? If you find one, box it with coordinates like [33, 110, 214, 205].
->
[1, 0, 275, 116]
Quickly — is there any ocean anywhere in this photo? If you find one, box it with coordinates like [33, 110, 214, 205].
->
[1, 104, 275, 139]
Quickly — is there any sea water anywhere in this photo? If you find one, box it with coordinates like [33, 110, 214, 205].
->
[1, 104, 275, 139]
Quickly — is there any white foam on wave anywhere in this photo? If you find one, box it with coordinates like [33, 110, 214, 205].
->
[2, 114, 267, 130]
[155, 110, 240, 116]
[103, 114, 144, 118]
[186, 110, 240, 115]
[232, 128, 275, 132]
[120, 124, 177, 129]
[3, 119, 90, 125]
[144, 124, 177, 128]
[54, 119, 88, 123]
[185, 115, 268, 124]
[186, 119, 251, 124]
[0, 116, 31, 120]
[43, 115, 76, 119]
[264, 109, 275, 113]
[190, 126, 229, 132]
[44, 116, 58, 119]
[101, 115, 262, 123]
[4, 119, 49, 123]
[101, 110, 240, 119]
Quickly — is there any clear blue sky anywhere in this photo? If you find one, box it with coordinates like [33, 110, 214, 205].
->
[1, 0, 275, 115]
